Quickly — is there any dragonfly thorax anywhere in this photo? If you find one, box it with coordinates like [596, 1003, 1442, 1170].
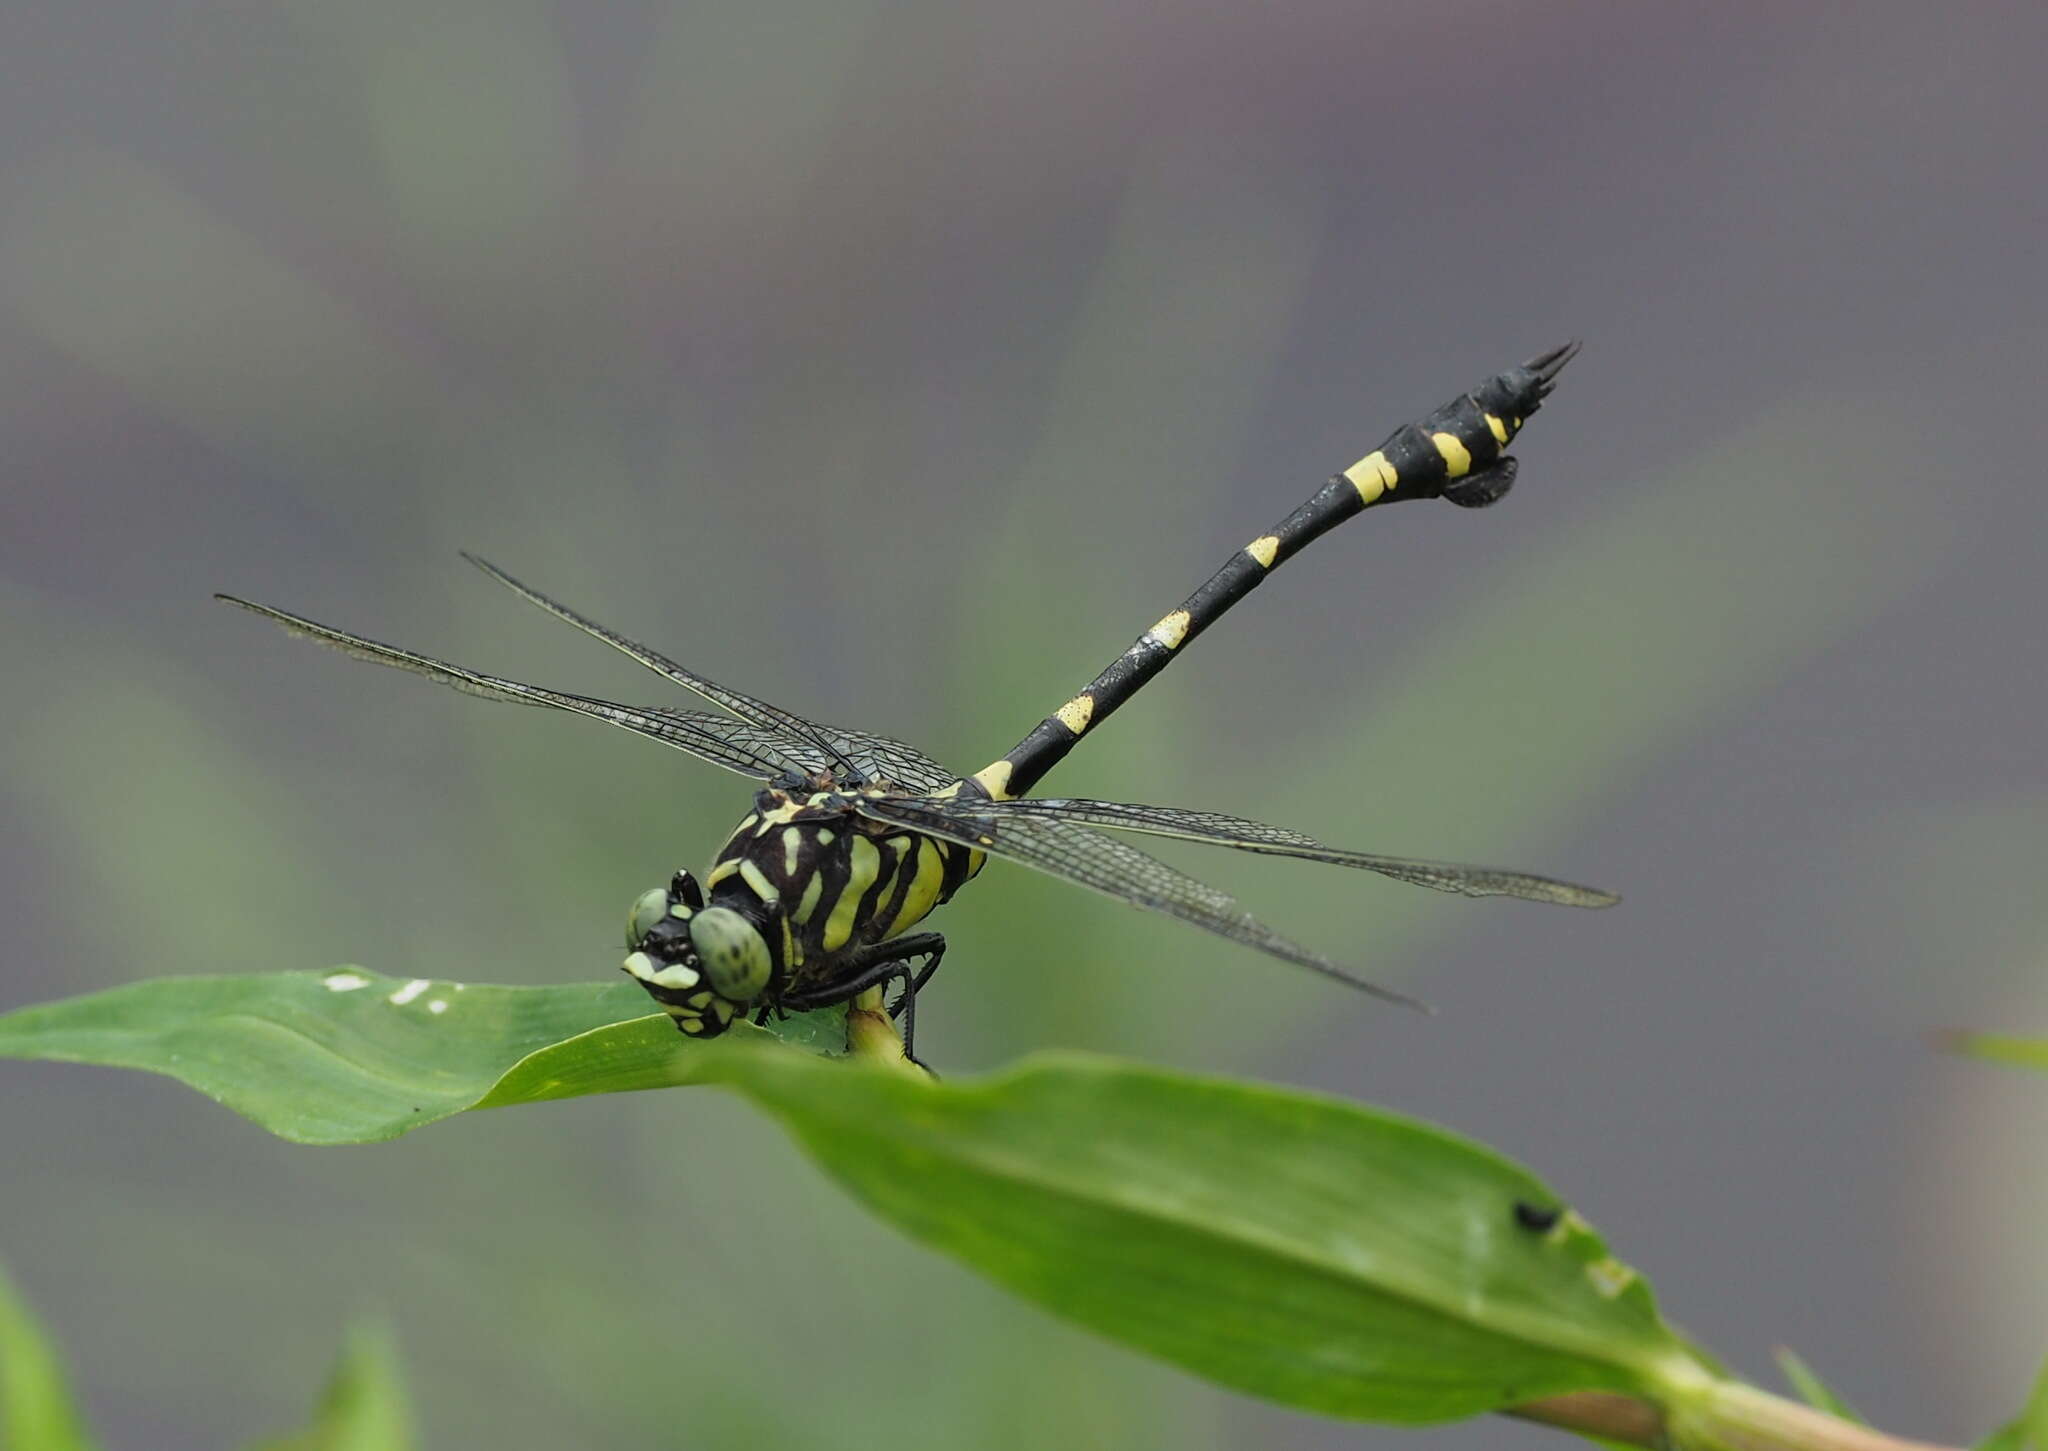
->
[637, 788, 966, 1027]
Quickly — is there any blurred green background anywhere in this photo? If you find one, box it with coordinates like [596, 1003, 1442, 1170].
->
[3, 2, 2044, 1447]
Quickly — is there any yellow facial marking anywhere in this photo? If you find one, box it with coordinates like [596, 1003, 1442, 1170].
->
[738, 860, 779, 903]
[1485, 413, 1509, 445]
[972, 759, 1015, 801]
[1146, 609, 1192, 650]
[1245, 534, 1280, 568]
[822, 837, 881, 952]
[1343, 450, 1399, 504]
[1431, 431, 1473, 478]
[623, 952, 698, 990]
[1056, 693, 1095, 734]
[782, 827, 803, 876]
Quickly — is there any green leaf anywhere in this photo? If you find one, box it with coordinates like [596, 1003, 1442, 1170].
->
[712, 1048, 1712, 1423]
[0, 1262, 101, 1451]
[1773, 1346, 1864, 1423]
[1976, 1352, 2048, 1451]
[244, 1323, 414, 1451]
[0, 969, 841, 1144]
[3, 971, 1709, 1421]
[1937, 1032, 2048, 1075]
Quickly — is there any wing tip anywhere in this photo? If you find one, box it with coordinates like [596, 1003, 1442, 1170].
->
[1326, 966, 1434, 1014]
[214, 593, 295, 628]
[458, 549, 515, 586]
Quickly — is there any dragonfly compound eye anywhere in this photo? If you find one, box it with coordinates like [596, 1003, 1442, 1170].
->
[688, 907, 773, 1003]
[626, 886, 671, 950]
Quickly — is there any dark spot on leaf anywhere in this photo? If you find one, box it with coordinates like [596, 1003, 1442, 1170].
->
[1513, 1200, 1560, 1232]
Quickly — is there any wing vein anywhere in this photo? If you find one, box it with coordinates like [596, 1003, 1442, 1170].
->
[856, 795, 1427, 1009]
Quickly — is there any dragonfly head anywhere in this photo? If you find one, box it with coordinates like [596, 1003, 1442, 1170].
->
[622, 870, 767, 1036]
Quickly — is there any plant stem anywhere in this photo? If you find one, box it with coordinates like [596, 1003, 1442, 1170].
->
[1509, 1390, 1667, 1444]
[1509, 1385, 1960, 1451]
[843, 989, 927, 1079]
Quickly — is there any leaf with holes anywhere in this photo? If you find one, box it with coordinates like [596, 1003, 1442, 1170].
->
[3, 972, 1708, 1421]
[0, 969, 840, 1144]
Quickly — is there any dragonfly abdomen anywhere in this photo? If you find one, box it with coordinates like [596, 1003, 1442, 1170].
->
[974, 344, 1578, 802]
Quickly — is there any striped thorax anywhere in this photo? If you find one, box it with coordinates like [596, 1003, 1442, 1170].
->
[625, 782, 974, 1037]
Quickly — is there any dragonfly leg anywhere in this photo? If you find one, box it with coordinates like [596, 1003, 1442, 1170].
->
[883, 937, 947, 1018]
[883, 936, 946, 1066]
[780, 933, 947, 1061]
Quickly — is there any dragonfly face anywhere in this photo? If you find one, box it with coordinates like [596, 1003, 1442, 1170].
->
[623, 870, 747, 1036]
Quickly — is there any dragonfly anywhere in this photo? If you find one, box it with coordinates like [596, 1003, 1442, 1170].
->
[219, 343, 1613, 1058]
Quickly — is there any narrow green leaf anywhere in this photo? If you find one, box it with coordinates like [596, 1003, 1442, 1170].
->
[244, 1323, 413, 1451]
[2032, 1356, 2048, 1451]
[1976, 1352, 2048, 1451]
[1936, 1032, 2048, 1075]
[1773, 1346, 1864, 1423]
[3, 971, 1710, 1422]
[711, 1048, 1713, 1423]
[0, 1262, 101, 1451]
[0, 970, 839, 1144]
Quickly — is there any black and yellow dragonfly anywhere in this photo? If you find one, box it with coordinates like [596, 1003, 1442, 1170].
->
[220, 343, 1611, 1055]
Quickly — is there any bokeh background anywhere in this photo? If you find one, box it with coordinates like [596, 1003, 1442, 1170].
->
[3, 2, 2044, 1447]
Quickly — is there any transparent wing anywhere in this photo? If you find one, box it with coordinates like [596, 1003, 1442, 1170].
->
[854, 795, 1427, 1009]
[463, 554, 958, 788]
[216, 595, 807, 782]
[960, 798, 1618, 908]
[642, 710, 959, 795]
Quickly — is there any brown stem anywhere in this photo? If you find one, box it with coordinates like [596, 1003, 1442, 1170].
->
[1507, 1384, 1961, 1451]
[1508, 1390, 1668, 1445]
